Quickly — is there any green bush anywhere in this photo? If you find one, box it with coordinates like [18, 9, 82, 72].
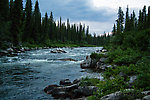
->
[106, 48, 141, 65]
[90, 53, 105, 59]
[95, 76, 127, 99]
[79, 77, 100, 86]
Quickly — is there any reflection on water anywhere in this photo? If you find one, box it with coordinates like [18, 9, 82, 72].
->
[0, 47, 102, 100]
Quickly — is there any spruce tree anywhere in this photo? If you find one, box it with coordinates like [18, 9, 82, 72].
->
[112, 24, 116, 35]
[11, 0, 23, 46]
[138, 10, 143, 30]
[116, 7, 124, 34]
[142, 6, 147, 29]
[32, 0, 41, 43]
[9, 0, 14, 21]
[0, 0, 9, 21]
[49, 12, 54, 40]
[23, 0, 32, 42]
[125, 5, 130, 32]
[41, 12, 49, 42]
[148, 6, 150, 28]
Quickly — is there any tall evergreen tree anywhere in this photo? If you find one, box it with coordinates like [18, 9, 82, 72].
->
[125, 5, 130, 32]
[23, 0, 32, 42]
[112, 24, 116, 35]
[11, 0, 23, 45]
[142, 6, 147, 29]
[0, 0, 10, 48]
[138, 10, 143, 30]
[147, 6, 150, 28]
[32, 0, 41, 42]
[49, 12, 54, 40]
[0, 0, 9, 21]
[9, 0, 14, 21]
[116, 7, 124, 34]
[41, 12, 49, 42]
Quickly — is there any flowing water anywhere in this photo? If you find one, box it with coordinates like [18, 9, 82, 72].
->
[0, 47, 103, 100]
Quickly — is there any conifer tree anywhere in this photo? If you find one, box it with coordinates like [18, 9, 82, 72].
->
[138, 10, 143, 30]
[9, 0, 14, 21]
[23, 0, 32, 42]
[112, 24, 116, 35]
[41, 12, 49, 42]
[147, 6, 150, 28]
[32, 0, 41, 42]
[116, 7, 124, 34]
[49, 12, 54, 40]
[142, 6, 147, 29]
[11, 0, 23, 45]
[125, 5, 130, 32]
[0, 0, 9, 21]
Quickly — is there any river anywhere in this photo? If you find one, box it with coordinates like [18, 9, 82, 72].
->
[0, 47, 103, 100]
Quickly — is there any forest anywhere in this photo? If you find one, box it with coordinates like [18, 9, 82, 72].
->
[0, 0, 109, 49]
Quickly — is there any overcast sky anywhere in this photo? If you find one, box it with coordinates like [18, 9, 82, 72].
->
[25, 0, 150, 35]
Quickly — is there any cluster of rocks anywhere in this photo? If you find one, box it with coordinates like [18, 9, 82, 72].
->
[50, 49, 67, 53]
[101, 89, 150, 100]
[44, 79, 98, 99]
[80, 48, 113, 71]
[0, 47, 31, 57]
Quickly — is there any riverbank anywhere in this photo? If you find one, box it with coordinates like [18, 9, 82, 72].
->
[80, 48, 150, 100]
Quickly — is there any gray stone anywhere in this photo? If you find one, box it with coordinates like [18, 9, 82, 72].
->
[141, 90, 150, 95]
[99, 57, 107, 63]
[60, 79, 72, 86]
[142, 95, 150, 100]
[80, 56, 91, 69]
[129, 75, 137, 84]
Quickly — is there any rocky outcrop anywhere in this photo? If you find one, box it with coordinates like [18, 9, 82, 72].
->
[50, 49, 67, 53]
[58, 58, 78, 62]
[80, 56, 92, 69]
[44, 79, 98, 99]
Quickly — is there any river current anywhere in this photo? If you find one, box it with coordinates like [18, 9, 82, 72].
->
[0, 47, 102, 100]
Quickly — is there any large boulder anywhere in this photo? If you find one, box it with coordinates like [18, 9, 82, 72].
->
[143, 95, 150, 100]
[80, 56, 92, 69]
[58, 58, 77, 62]
[44, 79, 97, 99]
[60, 79, 72, 86]
[0, 50, 8, 56]
[73, 86, 98, 98]
[51, 49, 67, 53]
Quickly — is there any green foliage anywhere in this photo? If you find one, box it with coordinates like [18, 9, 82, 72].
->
[120, 89, 145, 100]
[95, 76, 127, 99]
[90, 53, 106, 59]
[79, 77, 100, 87]
[106, 48, 141, 65]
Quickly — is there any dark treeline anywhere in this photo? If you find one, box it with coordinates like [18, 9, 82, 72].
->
[111, 5, 150, 51]
[0, 0, 107, 49]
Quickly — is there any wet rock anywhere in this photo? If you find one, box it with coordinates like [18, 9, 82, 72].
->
[101, 49, 107, 52]
[73, 86, 98, 98]
[44, 85, 58, 94]
[44, 79, 96, 99]
[51, 49, 67, 53]
[129, 75, 137, 84]
[101, 91, 122, 100]
[143, 95, 150, 100]
[141, 90, 150, 95]
[101, 89, 134, 100]
[80, 56, 91, 69]
[99, 57, 107, 63]
[73, 79, 80, 84]
[60, 79, 72, 86]
[0, 50, 8, 56]
[58, 58, 78, 62]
